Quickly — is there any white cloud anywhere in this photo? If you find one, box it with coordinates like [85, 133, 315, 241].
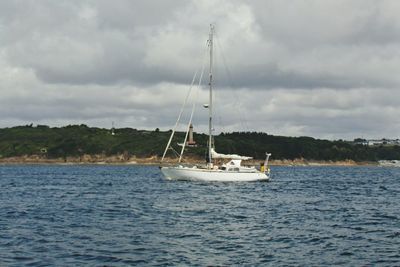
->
[0, 0, 399, 140]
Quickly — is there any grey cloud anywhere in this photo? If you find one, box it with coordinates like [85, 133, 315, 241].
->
[3, 0, 400, 89]
[95, 0, 187, 29]
[250, 0, 400, 46]
[2, 0, 191, 85]
[1, 0, 400, 140]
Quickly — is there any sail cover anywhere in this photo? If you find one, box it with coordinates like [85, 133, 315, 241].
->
[211, 148, 253, 160]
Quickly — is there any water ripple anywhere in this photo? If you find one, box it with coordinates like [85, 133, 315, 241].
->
[0, 165, 399, 266]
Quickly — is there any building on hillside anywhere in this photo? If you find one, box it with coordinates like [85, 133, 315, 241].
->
[177, 124, 197, 148]
[186, 124, 197, 147]
[366, 139, 400, 146]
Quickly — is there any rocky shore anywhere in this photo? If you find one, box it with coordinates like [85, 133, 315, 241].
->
[0, 154, 377, 166]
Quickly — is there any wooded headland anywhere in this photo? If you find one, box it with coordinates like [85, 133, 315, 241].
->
[0, 124, 399, 164]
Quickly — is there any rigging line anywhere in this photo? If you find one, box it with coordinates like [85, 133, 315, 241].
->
[214, 33, 250, 132]
[215, 31, 259, 159]
[161, 70, 198, 162]
[179, 60, 206, 162]
[170, 146, 181, 158]
[212, 50, 228, 135]
[207, 32, 225, 137]
[162, 40, 210, 162]
[179, 43, 208, 162]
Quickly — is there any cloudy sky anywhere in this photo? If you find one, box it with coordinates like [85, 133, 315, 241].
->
[1, 0, 400, 140]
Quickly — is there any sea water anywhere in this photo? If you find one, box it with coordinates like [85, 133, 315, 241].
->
[0, 165, 399, 266]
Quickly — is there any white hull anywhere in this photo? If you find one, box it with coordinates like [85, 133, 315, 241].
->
[161, 166, 270, 182]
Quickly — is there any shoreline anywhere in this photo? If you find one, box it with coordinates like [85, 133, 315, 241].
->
[0, 155, 378, 166]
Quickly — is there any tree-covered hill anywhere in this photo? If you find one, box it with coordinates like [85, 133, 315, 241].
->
[0, 124, 399, 162]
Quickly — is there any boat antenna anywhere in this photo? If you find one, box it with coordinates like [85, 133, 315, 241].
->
[207, 24, 214, 167]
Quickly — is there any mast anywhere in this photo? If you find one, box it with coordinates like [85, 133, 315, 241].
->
[208, 24, 214, 166]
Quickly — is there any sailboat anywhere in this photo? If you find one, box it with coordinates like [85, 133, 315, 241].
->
[160, 24, 271, 182]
